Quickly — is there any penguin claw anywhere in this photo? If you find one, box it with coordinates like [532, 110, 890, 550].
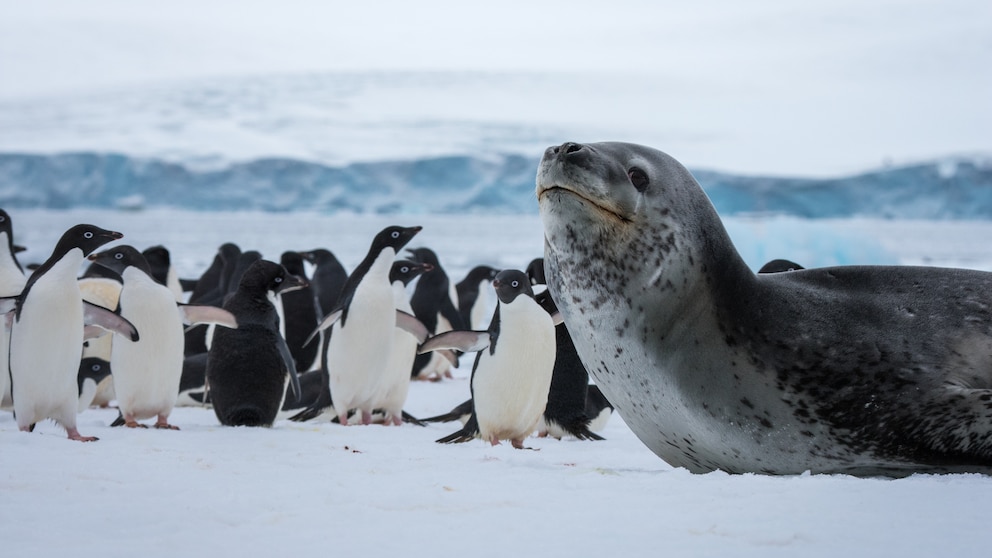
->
[154, 423, 180, 430]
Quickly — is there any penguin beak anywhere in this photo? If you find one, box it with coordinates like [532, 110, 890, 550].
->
[276, 274, 308, 294]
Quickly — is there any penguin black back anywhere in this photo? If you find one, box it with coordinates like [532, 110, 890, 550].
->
[206, 259, 305, 427]
[456, 265, 499, 330]
[279, 251, 320, 372]
[141, 245, 173, 287]
[301, 248, 348, 317]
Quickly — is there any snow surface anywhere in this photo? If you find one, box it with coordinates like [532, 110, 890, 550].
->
[3, 209, 992, 557]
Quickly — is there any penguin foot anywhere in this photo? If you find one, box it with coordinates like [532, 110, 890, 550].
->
[511, 438, 538, 450]
[125, 421, 149, 429]
[67, 428, 99, 442]
[154, 422, 180, 430]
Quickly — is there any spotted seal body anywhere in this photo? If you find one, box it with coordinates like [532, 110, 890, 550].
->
[537, 141, 992, 476]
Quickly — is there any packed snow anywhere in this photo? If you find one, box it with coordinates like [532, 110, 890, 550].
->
[2, 210, 992, 557]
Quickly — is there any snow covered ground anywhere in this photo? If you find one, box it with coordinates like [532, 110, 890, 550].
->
[3, 209, 992, 557]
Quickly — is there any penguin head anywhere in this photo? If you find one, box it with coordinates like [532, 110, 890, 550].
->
[0, 209, 14, 239]
[280, 251, 308, 277]
[492, 269, 534, 305]
[299, 248, 332, 265]
[406, 246, 440, 267]
[390, 260, 434, 286]
[372, 226, 422, 255]
[88, 245, 152, 278]
[78, 357, 112, 385]
[239, 260, 308, 295]
[525, 258, 546, 285]
[57, 224, 124, 257]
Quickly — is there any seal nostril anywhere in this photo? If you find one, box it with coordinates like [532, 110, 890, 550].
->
[564, 142, 583, 154]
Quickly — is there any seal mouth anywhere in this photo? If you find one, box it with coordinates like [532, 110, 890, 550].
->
[538, 184, 632, 223]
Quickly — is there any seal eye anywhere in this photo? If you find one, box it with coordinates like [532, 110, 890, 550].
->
[83, 231, 94, 239]
[628, 168, 649, 191]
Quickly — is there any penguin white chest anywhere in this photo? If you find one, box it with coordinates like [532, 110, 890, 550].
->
[112, 270, 184, 418]
[326, 251, 396, 411]
[472, 300, 556, 441]
[10, 251, 85, 421]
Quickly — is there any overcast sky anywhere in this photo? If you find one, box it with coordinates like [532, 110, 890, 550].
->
[1, 0, 989, 175]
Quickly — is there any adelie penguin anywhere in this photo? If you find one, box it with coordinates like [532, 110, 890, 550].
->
[298, 225, 427, 426]
[528, 257, 607, 441]
[0, 208, 27, 410]
[371, 259, 434, 425]
[456, 264, 500, 330]
[76, 357, 113, 412]
[141, 245, 185, 301]
[278, 251, 321, 372]
[0, 224, 139, 442]
[88, 245, 239, 429]
[408, 247, 463, 380]
[206, 259, 306, 427]
[420, 269, 558, 448]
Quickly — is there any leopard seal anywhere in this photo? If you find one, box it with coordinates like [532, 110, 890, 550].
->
[537, 141, 992, 477]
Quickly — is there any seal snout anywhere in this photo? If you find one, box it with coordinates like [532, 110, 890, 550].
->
[548, 142, 585, 158]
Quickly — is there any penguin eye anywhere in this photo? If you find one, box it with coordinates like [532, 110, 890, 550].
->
[0, 216, 5, 222]
[391, 231, 400, 239]
[91, 364, 101, 372]
[628, 167, 649, 191]
[401, 266, 410, 273]
[83, 231, 94, 239]
[511, 280, 520, 288]
[274, 277, 283, 284]
[114, 252, 124, 260]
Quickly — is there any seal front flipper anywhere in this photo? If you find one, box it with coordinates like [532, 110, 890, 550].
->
[178, 304, 239, 330]
[83, 300, 139, 342]
[418, 330, 490, 354]
[303, 308, 342, 347]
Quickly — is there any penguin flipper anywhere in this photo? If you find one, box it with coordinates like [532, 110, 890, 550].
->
[276, 336, 302, 402]
[436, 413, 480, 444]
[563, 421, 606, 441]
[288, 379, 331, 422]
[83, 301, 139, 342]
[110, 412, 125, 427]
[395, 310, 428, 343]
[418, 330, 490, 355]
[400, 411, 427, 427]
[178, 304, 239, 330]
[533, 291, 564, 325]
[303, 309, 342, 347]
[420, 398, 473, 423]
